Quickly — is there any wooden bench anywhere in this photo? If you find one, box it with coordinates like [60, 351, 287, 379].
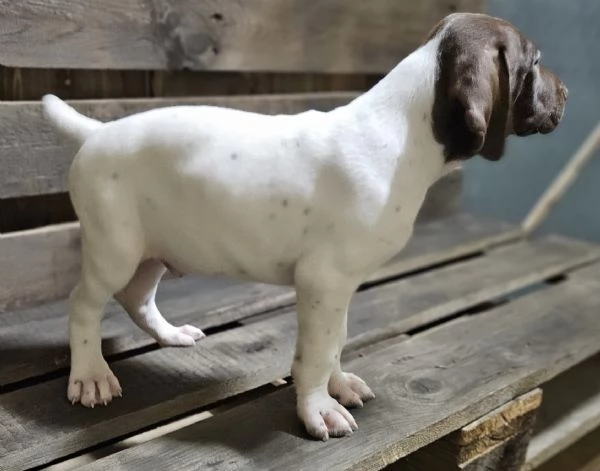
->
[2, 2, 600, 470]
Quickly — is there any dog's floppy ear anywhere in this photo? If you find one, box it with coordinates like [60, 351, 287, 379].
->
[432, 28, 512, 161]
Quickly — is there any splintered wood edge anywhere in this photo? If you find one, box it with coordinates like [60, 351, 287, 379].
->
[454, 389, 543, 466]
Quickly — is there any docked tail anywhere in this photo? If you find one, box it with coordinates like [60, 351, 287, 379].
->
[42, 94, 104, 145]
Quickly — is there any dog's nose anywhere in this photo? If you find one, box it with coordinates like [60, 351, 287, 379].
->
[559, 83, 568, 100]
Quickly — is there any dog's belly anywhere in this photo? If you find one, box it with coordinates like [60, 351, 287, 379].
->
[141, 197, 309, 286]
[141, 196, 415, 288]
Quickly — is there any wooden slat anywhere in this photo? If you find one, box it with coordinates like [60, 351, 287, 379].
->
[525, 354, 600, 469]
[0, 93, 356, 199]
[0, 236, 596, 468]
[535, 426, 600, 471]
[79, 262, 600, 471]
[0, 0, 481, 71]
[0, 212, 515, 312]
[0, 214, 523, 385]
[394, 389, 542, 471]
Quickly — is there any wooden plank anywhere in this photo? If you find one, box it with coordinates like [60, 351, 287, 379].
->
[78, 263, 600, 471]
[393, 389, 542, 471]
[0, 212, 514, 312]
[0, 236, 596, 468]
[0, 93, 356, 198]
[366, 214, 521, 284]
[525, 354, 600, 469]
[0, 0, 482, 71]
[535, 426, 600, 471]
[0, 214, 524, 384]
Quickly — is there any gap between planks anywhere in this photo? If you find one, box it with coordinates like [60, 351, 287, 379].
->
[45, 336, 411, 471]
[0, 213, 521, 387]
[1, 235, 597, 469]
[77, 261, 600, 471]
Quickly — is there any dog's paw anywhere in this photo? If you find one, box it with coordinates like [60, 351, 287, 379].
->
[329, 372, 375, 408]
[298, 392, 358, 441]
[68, 359, 122, 407]
[156, 324, 206, 347]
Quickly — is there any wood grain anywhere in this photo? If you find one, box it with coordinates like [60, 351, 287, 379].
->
[0, 93, 356, 198]
[0, 0, 482, 72]
[393, 389, 542, 470]
[78, 263, 600, 471]
[0, 215, 520, 385]
[1, 236, 593, 468]
[2, 233, 593, 387]
[0, 212, 514, 313]
[525, 354, 600, 469]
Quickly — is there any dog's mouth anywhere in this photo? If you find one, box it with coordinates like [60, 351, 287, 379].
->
[514, 108, 564, 136]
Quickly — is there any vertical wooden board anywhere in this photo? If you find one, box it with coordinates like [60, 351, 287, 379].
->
[0, 0, 483, 71]
[525, 354, 600, 469]
[77, 270, 600, 471]
[535, 426, 600, 471]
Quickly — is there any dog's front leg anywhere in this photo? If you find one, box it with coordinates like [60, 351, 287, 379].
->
[292, 274, 359, 440]
[328, 317, 375, 408]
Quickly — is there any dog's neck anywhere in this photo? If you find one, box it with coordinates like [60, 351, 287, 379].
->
[335, 36, 458, 229]
[345, 36, 454, 184]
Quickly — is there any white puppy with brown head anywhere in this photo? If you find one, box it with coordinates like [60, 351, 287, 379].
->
[43, 13, 567, 440]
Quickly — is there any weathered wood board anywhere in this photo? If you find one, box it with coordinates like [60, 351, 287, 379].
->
[395, 389, 542, 470]
[525, 354, 600, 469]
[78, 262, 600, 471]
[0, 213, 517, 312]
[0, 0, 481, 72]
[1, 233, 592, 387]
[0, 236, 596, 469]
[0, 93, 356, 198]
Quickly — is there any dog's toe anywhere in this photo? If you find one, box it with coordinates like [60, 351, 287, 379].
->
[68, 360, 122, 407]
[329, 372, 375, 408]
[157, 324, 206, 347]
[298, 392, 358, 441]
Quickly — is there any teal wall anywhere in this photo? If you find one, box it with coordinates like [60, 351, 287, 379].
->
[463, 0, 600, 241]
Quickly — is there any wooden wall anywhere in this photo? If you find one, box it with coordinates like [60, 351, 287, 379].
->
[0, 0, 482, 310]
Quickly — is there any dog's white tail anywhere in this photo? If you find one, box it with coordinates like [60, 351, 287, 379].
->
[42, 94, 104, 144]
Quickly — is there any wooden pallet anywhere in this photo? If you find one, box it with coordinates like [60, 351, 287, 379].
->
[2, 214, 600, 470]
[3, 2, 600, 470]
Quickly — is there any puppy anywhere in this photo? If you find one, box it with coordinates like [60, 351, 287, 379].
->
[43, 13, 567, 440]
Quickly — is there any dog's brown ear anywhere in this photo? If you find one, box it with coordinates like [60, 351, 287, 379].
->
[432, 34, 511, 161]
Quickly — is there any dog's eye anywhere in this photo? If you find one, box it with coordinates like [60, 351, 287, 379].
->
[534, 52, 541, 66]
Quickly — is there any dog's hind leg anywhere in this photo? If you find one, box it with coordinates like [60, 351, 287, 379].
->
[115, 259, 205, 346]
[67, 233, 141, 407]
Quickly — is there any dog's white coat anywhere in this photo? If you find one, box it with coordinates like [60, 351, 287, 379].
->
[44, 34, 455, 439]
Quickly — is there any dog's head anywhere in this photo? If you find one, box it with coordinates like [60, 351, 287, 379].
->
[428, 13, 568, 162]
